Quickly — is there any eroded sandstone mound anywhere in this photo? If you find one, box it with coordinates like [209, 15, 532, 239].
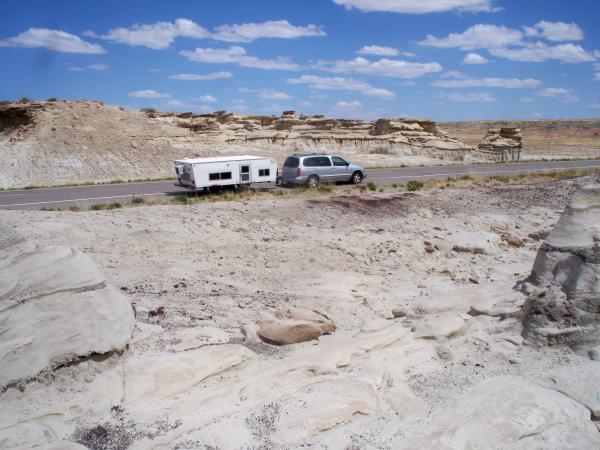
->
[523, 183, 600, 349]
[477, 127, 522, 162]
[0, 237, 135, 388]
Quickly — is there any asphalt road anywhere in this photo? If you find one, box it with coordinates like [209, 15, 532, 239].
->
[2, 159, 599, 210]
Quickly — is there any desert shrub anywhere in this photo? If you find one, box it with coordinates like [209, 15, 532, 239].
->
[407, 180, 424, 191]
[69, 205, 81, 212]
[89, 204, 105, 210]
[140, 107, 156, 117]
[17, 97, 31, 104]
[391, 183, 399, 188]
[106, 202, 122, 209]
[46, 97, 58, 102]
[173, 195, 189, 204]
[132, 197, 145, 204]
[318, 185, 332, 193]
[460, 175, 474, 181]
[0, 100, 10, 105]
[367, 182, 376, 191]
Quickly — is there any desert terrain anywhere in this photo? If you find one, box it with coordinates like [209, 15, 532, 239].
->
[443, 119, 600, 160]
[1, 174, 599, 449]
[5, 100, 598, 189]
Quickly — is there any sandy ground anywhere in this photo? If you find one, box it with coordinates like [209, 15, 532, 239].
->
[1, 178, 599, 449]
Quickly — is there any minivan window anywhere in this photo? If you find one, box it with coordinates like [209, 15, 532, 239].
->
[284, 157, 300, 168]
[331, 156, 348, 167]
[304, 156, 331, 167]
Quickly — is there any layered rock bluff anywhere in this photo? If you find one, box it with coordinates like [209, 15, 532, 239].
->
[0, 100, 520, 188]
[522, 183, 600, 350]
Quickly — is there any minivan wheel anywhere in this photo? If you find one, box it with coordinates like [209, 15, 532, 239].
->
[351, 171, 363, 184]
[306, 175, 320, 188]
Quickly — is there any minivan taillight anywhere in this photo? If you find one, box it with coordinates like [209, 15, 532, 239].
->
[296, 168, 301, 177]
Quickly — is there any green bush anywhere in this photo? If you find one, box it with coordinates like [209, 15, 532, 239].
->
[132, 197, 145, 204]
[367, 181, 376, 191]
[46, 97, 58, 102]
[173, 195, 189, 204]
[107, 202, 122, 209]
[17, 97, 31, 104]
[89, 204, 105, 210]
[407, 180, 424, 192]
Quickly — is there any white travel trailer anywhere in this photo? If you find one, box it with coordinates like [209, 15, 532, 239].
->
[174, 155, 277, 191]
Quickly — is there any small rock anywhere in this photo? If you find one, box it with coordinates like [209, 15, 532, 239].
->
[502, 233, 523, 247]
[392, 307, 408, 318]
[436, 345, 453, 360]
[589, 346, 600, 361]
[424, 242, 436, 253]
[528, 230, 550, 241]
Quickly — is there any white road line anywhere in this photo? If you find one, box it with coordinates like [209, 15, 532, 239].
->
[0, 192, 168, 207]
[374, 165, 600, 181]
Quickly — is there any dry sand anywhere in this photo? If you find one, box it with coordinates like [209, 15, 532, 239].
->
[1, 178, 599, 449]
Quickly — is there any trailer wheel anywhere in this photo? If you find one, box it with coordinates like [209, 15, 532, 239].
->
[306, 175, 320, 188]
[350, 171, 363, 185]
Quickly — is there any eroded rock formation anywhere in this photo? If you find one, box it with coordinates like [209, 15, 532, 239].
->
[477, 127, 523, 162]
[522, 183, 600, 349]
[0, 237, 135, 388]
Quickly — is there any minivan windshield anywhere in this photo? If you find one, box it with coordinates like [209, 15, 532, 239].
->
[283, 157, 300, 168]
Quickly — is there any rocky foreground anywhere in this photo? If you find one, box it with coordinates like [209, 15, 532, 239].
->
[1, 177, 599, 449]
[0, 100, 523, 188]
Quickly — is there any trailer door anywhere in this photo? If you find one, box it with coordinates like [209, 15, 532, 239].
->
[240, 164, 251, 183]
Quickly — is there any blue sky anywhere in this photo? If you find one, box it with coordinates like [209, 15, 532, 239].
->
[1, 0, 599, 120]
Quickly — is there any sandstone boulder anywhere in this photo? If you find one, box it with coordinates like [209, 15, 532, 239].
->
[477, 127, 522, 162]
[257, 307, 335, 345]
[0, 242, 135, 389]
[400, 376, 600, 449]
[523, 184, 600, 348]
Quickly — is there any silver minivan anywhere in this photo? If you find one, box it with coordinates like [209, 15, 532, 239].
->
[281, 153, 367, 188]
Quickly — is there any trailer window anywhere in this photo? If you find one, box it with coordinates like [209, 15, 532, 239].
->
[209, 172, 232, 181]
[259, 169, 270, 177]
[283, 157, 299, 168]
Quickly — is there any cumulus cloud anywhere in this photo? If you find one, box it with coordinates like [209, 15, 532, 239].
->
[0, 28, 105, 53]
[197, 94, 218, 103]
[128, 89, 169, 98]
[315, 56, 442, 78]
[420, 22, 595, 64]
[538, 87, 579, 102]
[433, 76, 541, 89]
[212, 20, 325, 42]
[420, 24, 523, 50]
[357, 45, 399, 56]
[462, 52, 489, 64]
[169, 71, 233, 80]
[87, 18, 208, 49]
[441, 92, 496, 102]
[332, 0, 497, 14]
[286, 74, 396, 99]
[529, 21, 584, 42]
[489, 42, 596, 63]
[180, 46, 299, 70]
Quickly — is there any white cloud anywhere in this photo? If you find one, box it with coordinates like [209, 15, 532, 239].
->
[533, 21, 583, 42]
[88, 63, 109, 71]
[419, 24, 523, 50]
[332, 0, 497, 14]
[0, 28, 105, 53]
[433, 76, 541, 89]
[88, 18, 208, 49]
[129, 89, 169, 98]
[315, 56, 442, 78]
[462, 52, 489, 64]
[538, 87, 579, 102]
[441, 92, 496, 102]
[212, 20, 325, 42]
[335, 100, 362, 108]
[169, 71, 233, 80]
[257, 90, 292, 100]
[197, 94, 218, 103]
[357, 45, 398, 56]
[180, 46, 299, 70]
[490, 42, 595, 63]
[286, 74, 395, 99]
